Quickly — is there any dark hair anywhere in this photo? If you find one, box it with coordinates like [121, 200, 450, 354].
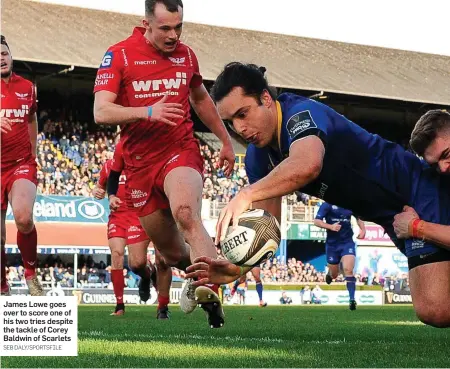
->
[211, 62, 277, 103]
[410, 110, 450, 156]
[1, 35, 9, 50]
[145, 0, 183, 16]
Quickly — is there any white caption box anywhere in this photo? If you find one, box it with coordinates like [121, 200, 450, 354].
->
[1, 296, 78, 356]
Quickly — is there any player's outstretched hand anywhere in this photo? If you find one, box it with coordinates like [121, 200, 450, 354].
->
[215, 189, 252, 245]
[109, 195, 122, 212]
[185, 256, 241, 286]
[0, 117, 12, 133]
[330, 222, 341, 232]
[218, 142, 235, 177]
[92, 186, 106, 200]
[393, 206, 419, 239]
[149, 94, 184, 127]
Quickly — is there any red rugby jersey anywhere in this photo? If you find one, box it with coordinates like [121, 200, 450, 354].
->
[93, 27, 203, 169]
[1, 73, 37, 168]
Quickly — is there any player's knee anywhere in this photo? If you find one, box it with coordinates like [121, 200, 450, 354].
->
[343, 269, 354, 277]
[155, 255, 169, 271]
[173, 204, 199, 232]
[416, 304, 450, 328]
[14, 210, 34, 233]
[129, 259, 146, 273]
[159, 249, 183, 268]
[111, 250, 124, 268]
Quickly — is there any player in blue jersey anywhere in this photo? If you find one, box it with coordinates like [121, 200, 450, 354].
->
[186, 63, 450, 328]
[314, 202, 366, 310]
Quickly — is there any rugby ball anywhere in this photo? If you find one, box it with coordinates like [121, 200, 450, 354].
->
[220, 209, 281, 267]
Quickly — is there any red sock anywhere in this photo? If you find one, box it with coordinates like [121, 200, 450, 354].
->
[1, 245, 7, 289]
[111, 269, 125, 304]
[158, 295, 170, 309]
[17, 227, 37, 279]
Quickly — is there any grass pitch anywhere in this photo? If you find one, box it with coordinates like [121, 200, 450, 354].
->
[2, 305, 450, 368]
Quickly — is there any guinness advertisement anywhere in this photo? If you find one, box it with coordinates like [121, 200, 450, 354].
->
[10, 287, 183, 305]
[384, 290, 412, 304]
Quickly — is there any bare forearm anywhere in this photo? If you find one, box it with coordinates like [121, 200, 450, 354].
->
[314, 219, 334, 231]
[191, 98, 231, 144]
[248, 158, 319, 203]
[357, 219, 366, 233]
[422, 222, 450, 249]
[94, 101, 148, 125]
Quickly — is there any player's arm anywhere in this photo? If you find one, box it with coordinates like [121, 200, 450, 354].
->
[356, 218, 366, 239]
[394, 207, 450, 248]
[28, 113, 38, 158]
[313, 203, 340, 231]
[94, 91, 149, 125]
[245, 136, 324, 203]
[190, 84, 235, 175]
[419, 223, 450, 248]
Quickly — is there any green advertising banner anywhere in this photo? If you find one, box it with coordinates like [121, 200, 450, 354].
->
[287, 223, 327, 240]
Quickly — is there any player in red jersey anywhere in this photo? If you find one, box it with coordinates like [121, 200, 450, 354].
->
[93, 0, 234, 328]
[0, 35, 43, 296]
[93, 140, 173, 319]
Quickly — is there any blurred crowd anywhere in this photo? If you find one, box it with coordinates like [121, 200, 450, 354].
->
[34, 118, 249, 202]
[4, 255, 185, 290]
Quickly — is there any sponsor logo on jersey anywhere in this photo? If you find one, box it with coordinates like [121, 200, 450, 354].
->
[134, 60, 157, 65]
[318, 182, 328, 199]
[127, 225, 141, 232]
[13, 166, 30, 176]
[132, 72, 187, 98]
[130, 189, 148, 199]
[15, 92, 29, 99]
[169, 56, 186, 66]
[286, 110, 318, 139]
[100, 51, 113, 69]
[0, 105, 29, 121]
[94, 73, 115, 87]
[121, 48, 128, 67]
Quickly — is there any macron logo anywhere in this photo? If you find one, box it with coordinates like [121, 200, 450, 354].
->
[132, 73, 187, 92]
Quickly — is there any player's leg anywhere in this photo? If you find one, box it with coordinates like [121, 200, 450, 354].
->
[164, 166, 225, 326]
[127, 239, 153, 303]
[341, 254, 357, 310]
[9, 178, 42, 296]
[252, 267, 267, 307]
[140, 209, 191, 270]
[154, 249, 172, 319]
[164, 167, 218, 262]
[108, 237, 127, 316]
[1, 209, 10, 295]
[326, 245, 340, 284]
[230, 275, 245, 298]
[408, 254, 450, 328]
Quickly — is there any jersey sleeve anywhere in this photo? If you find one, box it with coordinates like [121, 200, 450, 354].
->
[29, 83, 37, 115]
[315, 202, 330, 220]
[187, 47, 203, 88]
[111, 141, 124, 173]
[98, 161, 110, 189]
[285, 100, 329, 148]
[244, 144, 271, 184]
[93, 47, 124, 94]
